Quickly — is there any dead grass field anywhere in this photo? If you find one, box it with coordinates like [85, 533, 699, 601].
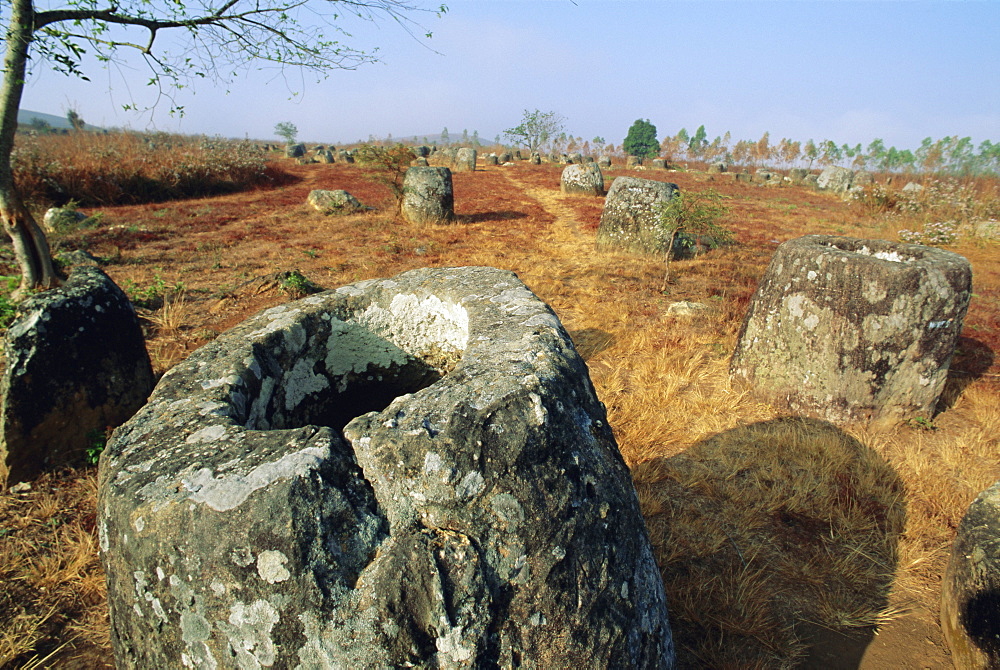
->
[2, 156, 999, 668]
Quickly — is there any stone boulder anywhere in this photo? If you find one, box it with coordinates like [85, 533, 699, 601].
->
[319, 150, 334, 164]
[817, 165, 854, 193]
[598, 155, 612, 169]
[485, 153, 499, 166]
[730, 235, 972, 423]
[596, 177, 679, 254]
[1, 267, 154, 485]
[499, 151, 513, 164]
[336, 149, 354, 164]
[411, 145, 431, 158]
[651, 158, 667, 170]
[942, 480, 1000, 669]
[307, 189, 363, 214]
[401, 166, 454, 226]
[98, 266, 675, 669]
[286, 143, 305, 158]
[707, 162, 727, 174]
[42, 207, 88, 233]
[626, 156, 642, 169]
[454, 147, 476, 172]
[568, 152, 583, 165]
[411, 157, 429, 167]
[787, 168, 809, 184]
[530, 153, 541, 165]
[560, 163, 604, 196]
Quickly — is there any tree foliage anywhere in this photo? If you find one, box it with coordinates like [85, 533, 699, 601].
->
[503, 109, 565, 153]
[623, 119, 658, 158]
[274, 121, 298, 144]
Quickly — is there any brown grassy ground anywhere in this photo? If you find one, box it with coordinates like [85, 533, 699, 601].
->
[2, 157, 999, 668]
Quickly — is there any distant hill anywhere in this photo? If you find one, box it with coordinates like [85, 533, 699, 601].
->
[17, 108, 101, 132]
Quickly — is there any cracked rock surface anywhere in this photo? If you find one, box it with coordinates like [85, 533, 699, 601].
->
[98, 266, 674, 669]
[730, 235, 972, 423]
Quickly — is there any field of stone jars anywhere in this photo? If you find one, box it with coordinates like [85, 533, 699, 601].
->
[2, 139, 999, 668]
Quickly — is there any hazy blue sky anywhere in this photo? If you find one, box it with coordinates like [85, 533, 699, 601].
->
[19, 0, 1000, 150]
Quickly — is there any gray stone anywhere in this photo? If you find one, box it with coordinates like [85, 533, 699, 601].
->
[485, 154, 499, 166]
[902, 182, 924, 195]
[42, 207, 88, 233]
[942, 480, 1000, 669]
[803, 174, 820, 187]
[788, 168, 809, 184]
[851, 170, 874, 189]
[56, 249, 101, 268]
[568, 152, 583, 165]
[454, 147, 476, 172]
[307, 189, 363, 214]
[411, 157, 429, 167]
[707, 162, 727, 174]
[560, 163, 604, 196]
[1, 267, 154, 485]
[336, 149, 355, 164]
[401, 166, 454, 226]
[529, 153, 541, 165]
[817, 165, 854, 193]
[411, 145, 431, 158]
[626, 156, 642, 169]
[319, 150, 335, 164]
[666, 301, 710, 316]
[730, 235, 972, 423]
[598, 156, 612, 168]
[754, 170, 783, 186]
[98, 266, 675, 670]
[735, 172, 753, 183]
[651, 158, 667, 170]
[596, 177, 679, 254]
[286, 143, 306, 158]
[499, 151, 513, 164]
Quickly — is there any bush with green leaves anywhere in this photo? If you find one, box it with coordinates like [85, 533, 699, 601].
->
[624, 119, 659, 159]
[354, 143, 417, 213]
[656, 189, 732, 288]
[274, 121, 298, 144]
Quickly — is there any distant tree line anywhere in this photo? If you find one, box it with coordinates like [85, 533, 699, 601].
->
[658, 126, 1000, 176]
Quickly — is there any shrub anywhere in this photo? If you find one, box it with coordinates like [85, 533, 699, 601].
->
[12, 131, 278, 208]
[656, 189, 732, 288]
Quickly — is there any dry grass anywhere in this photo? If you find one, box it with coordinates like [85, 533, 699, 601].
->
[2, 153, 999, 667]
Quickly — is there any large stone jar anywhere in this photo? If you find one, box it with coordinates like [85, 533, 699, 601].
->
[98, 266, 674, 669]
[730, 235, 972, 423]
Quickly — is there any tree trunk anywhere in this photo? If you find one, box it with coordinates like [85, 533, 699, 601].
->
[0, 0, 58, 296]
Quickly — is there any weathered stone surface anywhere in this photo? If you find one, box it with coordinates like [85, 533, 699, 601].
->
[412, 145, 431, 158]
[485, 153, 499, 166]
[499, 151, 513, 164]
[286, 143, 305, 158]
[319, 150, 335, 164]
[902, 182, 924, 195]
[626, 156, 642, 169]
[787, 168, 809, 184]
[307, 189, 363, 214]
[651, 158, 667, 170]
[454, 147, 476, 172]
[666, 301, 710, 316]
[1, 267, 154, 485]
[596, 177, 679, 254]
[401, 166, 454, 226]
[560, 163, 604, 196]
[817, 165, 854, 193]
[707, 162, 727, 174]
[42, 207, 88, 233]
[530, 152, 541, 165]
[730, 235, 972, 423]
[98, 266, 675, 669]
[411, 156, 429, 167]
[336, 149, 354, 164]
[568, 152, 583, 165]
[598, 155, 612, 168]
[942, 480, 1000, 669]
